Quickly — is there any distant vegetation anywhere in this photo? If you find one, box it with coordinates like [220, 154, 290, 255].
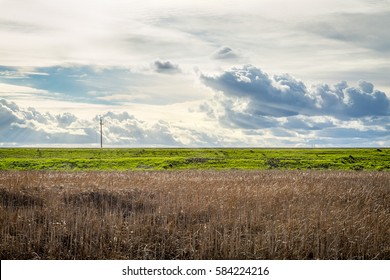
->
[0, 148, 389, 171]
[1, 171, 389, 259]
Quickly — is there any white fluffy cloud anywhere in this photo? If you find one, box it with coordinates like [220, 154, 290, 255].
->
[0, 99, 183, 146]
[0, 98, 228, 147]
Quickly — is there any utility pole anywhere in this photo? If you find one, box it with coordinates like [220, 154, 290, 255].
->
[99, 116, 103, 148]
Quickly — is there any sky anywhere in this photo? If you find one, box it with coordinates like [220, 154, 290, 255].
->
[0, 0, 389, 147]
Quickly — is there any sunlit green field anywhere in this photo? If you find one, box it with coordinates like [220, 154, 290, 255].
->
[0, 148, 389, 171]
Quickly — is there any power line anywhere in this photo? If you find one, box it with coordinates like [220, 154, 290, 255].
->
[100, 116, 103, 148]
[60, 118, 105, 148]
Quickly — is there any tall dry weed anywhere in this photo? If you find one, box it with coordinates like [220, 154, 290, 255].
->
[0, 170, 389, 259]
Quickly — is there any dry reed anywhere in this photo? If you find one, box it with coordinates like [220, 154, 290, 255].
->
[0, 170, 389, 259]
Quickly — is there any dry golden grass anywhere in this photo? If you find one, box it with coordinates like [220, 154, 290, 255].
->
[0, 170, 389, 259]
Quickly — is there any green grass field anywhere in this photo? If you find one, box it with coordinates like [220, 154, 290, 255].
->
[0, 148, 389, 171]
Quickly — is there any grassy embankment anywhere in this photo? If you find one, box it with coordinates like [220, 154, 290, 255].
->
[0, 148, 389, 171]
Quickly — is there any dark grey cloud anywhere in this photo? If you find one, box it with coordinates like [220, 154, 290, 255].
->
[201, 65, 310, 117]
[212, 46, 239, 60]
[153, 60, 181, 74]
[201, 65, 389, 120]
[343, 85, 389, 117]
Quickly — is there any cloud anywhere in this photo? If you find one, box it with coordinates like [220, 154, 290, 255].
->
[201, 65, 390, 120]
[212, 46, 239, 60]
[304, 11, 390, 53]
[153, 60, 181, 74]
[1, 96, 389, 147]
[97, 112, 182, 146]
[198, 65, 390, 146]
[201, 65, 314, 117]
[0, 98, 184, 146]
[281, 115, 335, 131]
[0, 98, 95, 145]
[56, 112, 78, 127]
[344, 86, 389, 118]
[0, 99, 18, 126]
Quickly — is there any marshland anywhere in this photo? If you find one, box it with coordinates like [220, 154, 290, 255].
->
[1, 169, 389, 259]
